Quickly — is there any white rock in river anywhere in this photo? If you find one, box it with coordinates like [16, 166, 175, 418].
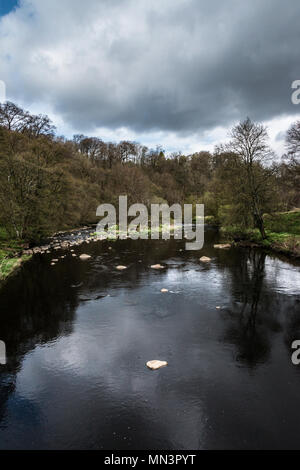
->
[146, 360, 168, 370]
[214, 243, 231, 249]
[161, 288, 168, 293]
[116, 265, 127, 270]
[151, 264, 165, 269]
[79, 254, 91, 260]
[200, 256, 211, 262]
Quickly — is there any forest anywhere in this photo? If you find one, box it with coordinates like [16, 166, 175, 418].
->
[0, 101, 299, 265]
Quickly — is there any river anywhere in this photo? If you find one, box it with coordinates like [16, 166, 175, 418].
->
[0, 228, 300, 449]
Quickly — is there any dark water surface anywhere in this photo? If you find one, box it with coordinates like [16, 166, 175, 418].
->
[0, 229, 300, 450]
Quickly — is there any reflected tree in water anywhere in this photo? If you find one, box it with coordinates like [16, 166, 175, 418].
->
[221, 250, 272, 368]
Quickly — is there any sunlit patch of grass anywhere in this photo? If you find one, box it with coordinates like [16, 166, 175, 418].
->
[264, 210, 300, 235]
[0, 257, 21, 280]
[220, 219, 300, 257]
[0, 254, 32, 281]
[0, 226, 31, 281]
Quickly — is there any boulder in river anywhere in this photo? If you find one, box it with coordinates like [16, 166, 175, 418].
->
[214, 244, 231, 249]
[79, 254, 91, 260]
[200, 256, 211, 262]
[146, 360, 168, 370]
[160, 288, 168, 293]
[116, 265, 127, 270]
[151, 264, 165, 269]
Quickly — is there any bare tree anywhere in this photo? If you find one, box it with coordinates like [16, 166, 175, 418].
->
[0, 102, 28, 132]
[0, 101, 55, 137]
[282, 121, 300, 207]
[286, 121, 300, 160]
[227, 118, 274, 239]
[26, 113, 56, 137]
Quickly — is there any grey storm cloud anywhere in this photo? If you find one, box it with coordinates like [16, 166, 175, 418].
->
[0, 0, 300, 134]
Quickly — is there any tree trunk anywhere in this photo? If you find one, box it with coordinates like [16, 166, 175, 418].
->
[255, 212, 267, 239]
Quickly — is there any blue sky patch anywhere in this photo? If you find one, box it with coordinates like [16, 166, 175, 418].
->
[0, 0, 19, 17]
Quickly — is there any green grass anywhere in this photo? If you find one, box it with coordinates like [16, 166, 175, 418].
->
[264, 210, 300, 235]
[0, 227, 31, 281]
[220, 210, 300, 257]
[0, 257, 21, 280]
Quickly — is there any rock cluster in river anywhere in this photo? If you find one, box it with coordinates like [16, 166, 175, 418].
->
[22, 229, 100, 256]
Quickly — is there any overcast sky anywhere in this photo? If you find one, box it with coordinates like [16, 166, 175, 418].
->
[0, 0, 300, 155]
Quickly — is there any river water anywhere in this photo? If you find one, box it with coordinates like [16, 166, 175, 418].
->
[0, 228, 300, 449]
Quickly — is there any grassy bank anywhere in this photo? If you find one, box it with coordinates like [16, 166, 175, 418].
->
[220, 210, 300, 258]
[0, 228, 31, 282]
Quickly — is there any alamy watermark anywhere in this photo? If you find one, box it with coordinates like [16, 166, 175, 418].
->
[0, 340, 6, 365]
[291, 340, 300, 365]
[0, 80, 6, 102]
[291, 80, 300, 105]
[96, 196, 204, 250]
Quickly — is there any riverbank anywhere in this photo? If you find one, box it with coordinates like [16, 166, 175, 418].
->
[0, 222, 100, 282]
[0, 228, 32, 282]
[1, 210, 299, 283]
[220, 210, 300, 259]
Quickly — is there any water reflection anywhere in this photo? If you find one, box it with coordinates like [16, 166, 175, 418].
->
[220, 251, 271, 367]
[220, 249, 300, 370]
[0, 232, 299, 449]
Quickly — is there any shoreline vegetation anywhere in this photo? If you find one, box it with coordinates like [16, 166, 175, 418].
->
[220, 210, 300, 258]
[1, 210, 299, 283]
[0, 228, 32, 282]
[202, 211, 300, 258]
[0, 102, 299, 282]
